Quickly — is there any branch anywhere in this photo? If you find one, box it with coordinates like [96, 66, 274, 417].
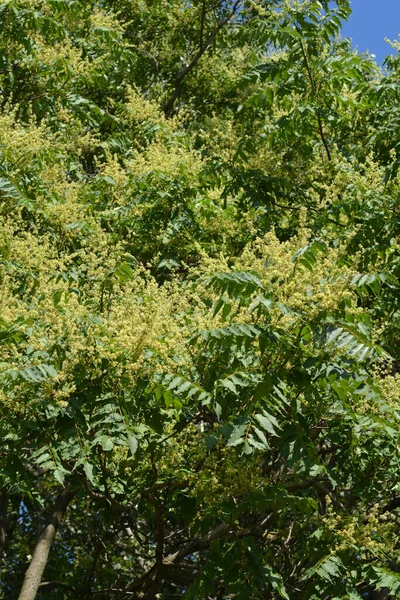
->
[162, 517, 274, 566]
[84, 539, 103, 594]
[18, 487, 75, 600]
[163, 0, 241, 116]
[123, 512, 277, 600]
[273, 199, 346, 228]
[317, 113, 332, 162]
[296, 27, 332, 162]
[38, 581, 77, 592]
[122, 522, 232, 599]
[0, 491, 7, 564]
[163, 523, 231, 565]
[286, 479, 318, 492]
[382, 497, 400, 514]
[200, 0, 206, 48]
[153, 499, 165, 565]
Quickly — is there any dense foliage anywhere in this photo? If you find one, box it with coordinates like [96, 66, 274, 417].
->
[0, 1, 399, 599]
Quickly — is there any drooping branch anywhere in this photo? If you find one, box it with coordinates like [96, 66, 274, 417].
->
[163, 0, 241, 116]
[18, 487, 75, 600]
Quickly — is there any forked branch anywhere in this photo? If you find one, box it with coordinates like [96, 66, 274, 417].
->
[163, 0, 241, 116]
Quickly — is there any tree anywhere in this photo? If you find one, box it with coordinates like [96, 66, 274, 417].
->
[0, 0, 399, 599]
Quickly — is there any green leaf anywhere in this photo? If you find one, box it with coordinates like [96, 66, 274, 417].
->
[115, 261, 134, 283]
[254, 412, 279, 435]
[96, 436, 114, 451]
[227, 423, 247, 447]
[83, 461, 94, 484]
[0, 177, 23, 200]
[128, 434, 138, 456]
[314, 556, 344, 582]
[54, 466, 69, 485]
[19, 364, 57, 382]
[263, 564, 290, 599]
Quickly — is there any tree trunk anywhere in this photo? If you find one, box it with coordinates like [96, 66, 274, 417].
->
[18, 487, 75, 600]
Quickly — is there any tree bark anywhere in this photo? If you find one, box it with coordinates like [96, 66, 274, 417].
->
[18, 487, 75, 600]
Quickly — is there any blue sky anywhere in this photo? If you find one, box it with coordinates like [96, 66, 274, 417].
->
[340, 0, 400, 63]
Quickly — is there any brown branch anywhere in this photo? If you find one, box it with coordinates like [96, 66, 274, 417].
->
[130, 498, 166, 600]
[122, 522, 232, 599]
[163, 0, 241, 116]
[38, 581, 77, 592]
[382, 497, 400, 513]
[286, 479, 318, 492]
[163, 518, 270, 564]
[84, 539, 103, 598]
[123, 512, 277, 599]
[296, 27, 332, 162]
[18, 487, 75, 600]
[163, 523, 231, 565]
[317, 113, 332, 162]
[0, 491, 7, 563]
[200, 0, 207, 48]
[273, 200, 346, 228]
[149, 496, 165, 565]
[313, 482, 345, 511]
